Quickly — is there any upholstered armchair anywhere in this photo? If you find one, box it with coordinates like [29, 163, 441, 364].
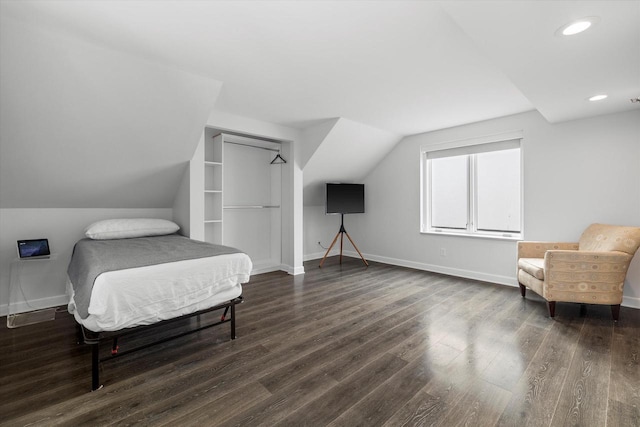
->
[517, 223, 640, 320]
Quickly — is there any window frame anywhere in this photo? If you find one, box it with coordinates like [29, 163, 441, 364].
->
[420, 131, 524, 240]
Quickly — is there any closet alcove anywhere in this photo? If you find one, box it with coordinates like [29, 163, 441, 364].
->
[204, 131, 284, 274]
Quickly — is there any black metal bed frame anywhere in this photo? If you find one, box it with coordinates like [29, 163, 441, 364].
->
[77, 296, 243, 391]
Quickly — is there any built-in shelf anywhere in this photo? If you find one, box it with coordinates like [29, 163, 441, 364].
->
[204, 134, 224, 244]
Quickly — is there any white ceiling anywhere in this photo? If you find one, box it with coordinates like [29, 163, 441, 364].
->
[442, 1, 640, 124]
[5, 0, 636, 137]
[2, 1, 638, 209]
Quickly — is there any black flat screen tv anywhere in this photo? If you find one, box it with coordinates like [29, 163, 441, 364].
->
[326, 183, 365, 214]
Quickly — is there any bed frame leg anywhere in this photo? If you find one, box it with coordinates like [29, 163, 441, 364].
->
[76, 323, 84, 345]
[111, 338, 119, 355]
[91, 343, 100, 391]
[230, 302, 236, 340]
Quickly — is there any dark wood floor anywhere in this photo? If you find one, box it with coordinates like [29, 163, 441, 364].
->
[1, 257, 638, 426]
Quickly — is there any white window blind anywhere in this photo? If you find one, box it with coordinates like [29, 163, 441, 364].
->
[421, 135, 523, 239]
[430, 155, 468, 229]
[476, 148, 521, 233]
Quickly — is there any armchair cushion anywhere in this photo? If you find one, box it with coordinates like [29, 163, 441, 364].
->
[518, 258, 545, 280]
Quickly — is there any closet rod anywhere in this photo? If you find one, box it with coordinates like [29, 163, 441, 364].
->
[224, 141, 280, 152]
[224, 205, 281, 209]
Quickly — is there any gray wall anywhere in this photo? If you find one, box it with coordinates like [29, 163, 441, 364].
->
[0, 208, 173, 315]
[308, 109, 640, 307]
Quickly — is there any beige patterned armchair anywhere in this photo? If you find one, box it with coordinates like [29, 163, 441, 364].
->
[517, 223, 640, 320]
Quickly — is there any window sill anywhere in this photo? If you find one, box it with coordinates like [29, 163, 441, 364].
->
[421, 229, 522, 241]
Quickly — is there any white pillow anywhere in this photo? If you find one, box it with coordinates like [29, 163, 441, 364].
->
[85, 218, 180, 240]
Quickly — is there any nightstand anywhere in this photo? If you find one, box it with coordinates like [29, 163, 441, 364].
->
[7, 256, 58, 328]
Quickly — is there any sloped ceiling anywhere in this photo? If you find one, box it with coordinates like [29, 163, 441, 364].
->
[1, 1, 638, 209]
[0, 0, 536, 137]
[0, 12, 222, 208]
[442, 1, 640, 123]
[302, 118, 402, 206]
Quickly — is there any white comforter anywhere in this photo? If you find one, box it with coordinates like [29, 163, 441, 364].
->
[68, 253, 251, 332]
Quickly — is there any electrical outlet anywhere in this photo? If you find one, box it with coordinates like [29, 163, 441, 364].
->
[440, 248, 446, 257]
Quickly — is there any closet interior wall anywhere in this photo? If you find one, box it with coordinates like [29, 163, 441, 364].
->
[218, 133, 283, 274]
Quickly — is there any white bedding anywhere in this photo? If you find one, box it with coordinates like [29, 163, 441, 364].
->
[68, 252, 252, 332]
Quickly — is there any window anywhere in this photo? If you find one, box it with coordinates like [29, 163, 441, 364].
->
[420, 133, 523, 239]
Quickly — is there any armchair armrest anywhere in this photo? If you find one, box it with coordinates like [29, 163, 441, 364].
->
[517, 241, 578, 259]
[543, 250, 632, 304]
[545, 250, 632, 270]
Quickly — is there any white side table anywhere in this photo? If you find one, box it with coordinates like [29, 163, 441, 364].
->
[7, 255, 58, 328]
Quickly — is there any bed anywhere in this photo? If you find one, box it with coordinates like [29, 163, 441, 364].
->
[66, 218, 252, 390]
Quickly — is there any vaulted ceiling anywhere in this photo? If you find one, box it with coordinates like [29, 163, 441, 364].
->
[1, 1, 638, 208]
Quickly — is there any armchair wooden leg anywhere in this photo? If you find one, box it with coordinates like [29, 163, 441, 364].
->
[611, 304, 620, 322]
[518, 283, 526, 297]
[548, 301, 556, 318]
[579, 304, 587, 317]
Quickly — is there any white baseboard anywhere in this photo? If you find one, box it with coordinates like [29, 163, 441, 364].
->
[251, 265, 282, 275]
[340, 250, 640, 310]
[283, 265, 304, 276]
[1, 294, 69, 317]
[304, 249, 339, 262]
[343, 250, 517, 287]
[249, 259, 305, 276]
[622, 295, 640, 309]
[280, 264, 305, 275]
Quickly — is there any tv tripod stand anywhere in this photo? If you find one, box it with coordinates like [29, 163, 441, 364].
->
[319, 214, 369, 267]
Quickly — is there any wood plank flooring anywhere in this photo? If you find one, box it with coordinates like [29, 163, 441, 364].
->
[1, 257, 638, 426]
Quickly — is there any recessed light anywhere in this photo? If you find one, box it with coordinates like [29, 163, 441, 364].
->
[563, 21, 591, 35]
[556, 17, 600, 36]
[588, 94, 608, 102]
